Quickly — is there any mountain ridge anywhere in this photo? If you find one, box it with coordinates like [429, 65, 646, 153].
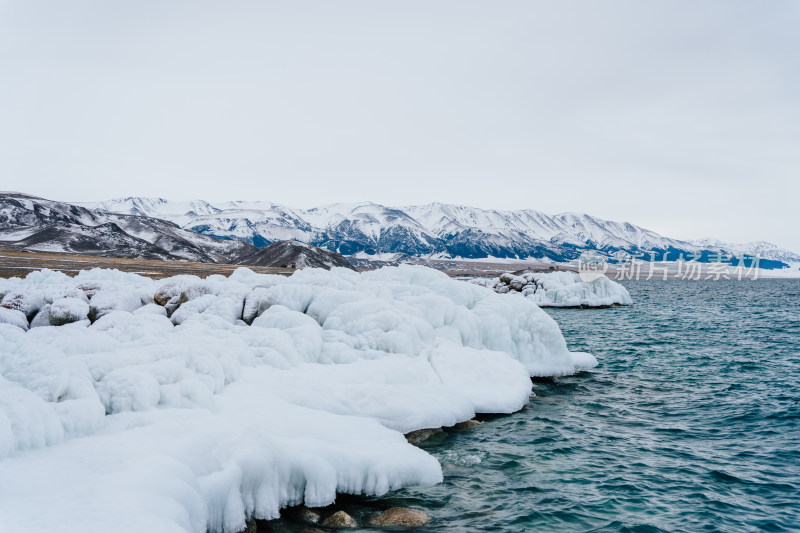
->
[79, 196, 800, 269]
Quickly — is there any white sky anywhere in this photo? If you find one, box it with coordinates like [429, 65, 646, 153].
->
[1, 1, 799, 250]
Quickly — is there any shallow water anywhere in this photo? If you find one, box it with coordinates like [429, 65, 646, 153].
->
[359, 279, 800, 532]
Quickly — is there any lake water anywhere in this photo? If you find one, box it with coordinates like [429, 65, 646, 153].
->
[357, 279, 800, 532]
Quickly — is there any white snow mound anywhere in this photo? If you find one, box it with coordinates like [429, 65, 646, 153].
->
[0, 265, 594, 532]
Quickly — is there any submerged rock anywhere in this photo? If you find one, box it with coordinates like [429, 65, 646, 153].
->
[370, 507, 430, 528]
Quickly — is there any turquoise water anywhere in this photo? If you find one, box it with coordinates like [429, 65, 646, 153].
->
[366, 279, 800, 532]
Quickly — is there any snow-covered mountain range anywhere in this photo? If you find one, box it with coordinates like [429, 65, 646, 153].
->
[4, 193, 796, 270]
[0, 193, 255, 262]
[688, 238, 800, 265]
[81, 197, 800, 268]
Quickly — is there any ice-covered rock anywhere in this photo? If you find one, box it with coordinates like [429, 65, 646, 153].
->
[472, 270, 632, 308]
[29, 305, 52, 328]
[88, 288, 144, 322]
[1, 289, 45, 320]
[0, 308, 29, 330]
[242, 282, 288, 324]
[49, 297, 90, 326]
[133, 303, 169, 316]
[58, 288, 90, 303]
[0, 265, 597, 533]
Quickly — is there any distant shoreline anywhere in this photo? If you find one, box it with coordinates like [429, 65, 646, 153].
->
[2, 247, 798, 281]
[0, 248, 294, 280]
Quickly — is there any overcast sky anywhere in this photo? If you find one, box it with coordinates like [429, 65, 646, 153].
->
[1, 1, 798, 249]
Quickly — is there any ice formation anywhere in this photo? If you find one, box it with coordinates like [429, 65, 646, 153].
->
[470, 271, 633, 308]
[0, 266, 595, 532]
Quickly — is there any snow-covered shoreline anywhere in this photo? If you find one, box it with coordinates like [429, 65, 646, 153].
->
[469, 271, 633, 308]
[0, 266, 595, 532]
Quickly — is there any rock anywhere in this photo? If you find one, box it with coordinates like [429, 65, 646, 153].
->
[88, 289, 143, 322]
[521, 286, 537, 297]
[152, 280, 190, 307]
[452, 419, 481, 430]
[405, 427, 443, 445]
[76, 283, 101, 299]
[163, 295, 183, 316]
[495, 285, 510, 294]
[49, 297, 90, 326]
[1, 289, 45, 320]
[242, 287, 277, 324]
[169, 293, 218, 325]
[153, 288, 173, 306]
[133, 303, 169, 316]
[154, 281, 212, 316]
[179, 284, 212, 304]
[241, 518, 258, 533]
[0, 307, 29, 330]
[498, 272, 515, 285]
[508, 276, 526, 291]
[29, 304, 52, 328]
[283, 506, 321, 525]
[321, 510, 357, 528]
[370, 508, 430, 528]
[58, 288, 90, 303]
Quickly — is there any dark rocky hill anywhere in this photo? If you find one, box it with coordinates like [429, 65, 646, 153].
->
[235, 240, 355, 270]
[0, 192, 256, 263]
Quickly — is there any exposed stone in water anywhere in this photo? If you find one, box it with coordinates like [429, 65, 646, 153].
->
[242, 518, 257, 533]
[283, 505, 321, 525]
[405, 427, 443, 445]
[452, 418, 481, 430]
[370, 507, 430, 527]
[321, 510, 357, 528]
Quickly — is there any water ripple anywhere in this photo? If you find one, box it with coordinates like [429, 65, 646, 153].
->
[371, 280, 800, 532]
